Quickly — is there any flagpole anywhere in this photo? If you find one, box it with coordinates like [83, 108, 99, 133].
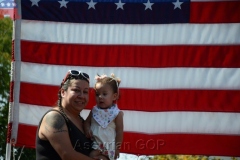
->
[5, 0, 22, 159]
[5, 143, 11, 160]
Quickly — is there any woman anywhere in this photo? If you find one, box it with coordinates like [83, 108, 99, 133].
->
[36, 70, 97, 160]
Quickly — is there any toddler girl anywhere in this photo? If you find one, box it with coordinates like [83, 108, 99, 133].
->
[84, 73, 124, 160]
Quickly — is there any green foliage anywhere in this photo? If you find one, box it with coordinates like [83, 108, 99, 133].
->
[144, 155, 239, 160]
[11, 147, 36, 160]
[0, 17, 12, 103]
[0, 17, 36, 160]
[0, 17, 12, 160]
[0, 101, 9, 159]
[0, 17, 12, 54]
[147, 155, 208, 160]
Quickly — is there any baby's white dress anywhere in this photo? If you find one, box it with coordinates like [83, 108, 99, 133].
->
[91, 104, 120, 160]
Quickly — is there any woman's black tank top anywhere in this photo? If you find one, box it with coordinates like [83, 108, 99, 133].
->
[36, 109, 92, 160]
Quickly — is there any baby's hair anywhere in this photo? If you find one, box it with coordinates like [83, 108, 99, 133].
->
[94, 73, 121, 94]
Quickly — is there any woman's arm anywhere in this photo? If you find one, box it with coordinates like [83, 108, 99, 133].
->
[115, 111, 124, 159]
[39, 111, 94, 160]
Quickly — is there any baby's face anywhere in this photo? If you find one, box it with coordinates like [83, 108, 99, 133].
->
[95, 83, 117, 109]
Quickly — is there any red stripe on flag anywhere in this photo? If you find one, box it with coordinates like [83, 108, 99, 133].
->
[21, 41, 240, 68]
[16, 124, 240, 156]
[19, 83, 60, 107]
[20, 82, 240, 112]
[16, 124, 37, 149]
[190, 1, 240, 23]
[122, 132, 240, 156]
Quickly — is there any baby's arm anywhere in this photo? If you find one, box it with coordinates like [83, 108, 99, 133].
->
[115, 111, 124, 159]
[83, 111, 93, 138]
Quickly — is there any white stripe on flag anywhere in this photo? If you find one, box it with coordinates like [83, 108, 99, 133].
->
[20, 20, 240, 45]
[18, 103, 240, 135]
[20, 62, 240, 90]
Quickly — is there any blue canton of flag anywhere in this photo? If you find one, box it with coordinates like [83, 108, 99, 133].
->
[21, 0, 190, 24]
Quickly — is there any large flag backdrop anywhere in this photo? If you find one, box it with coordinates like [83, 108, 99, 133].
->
[6, 0, 240, 158]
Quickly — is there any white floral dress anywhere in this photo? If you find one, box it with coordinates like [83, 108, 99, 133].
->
[91, 104, 120, 160]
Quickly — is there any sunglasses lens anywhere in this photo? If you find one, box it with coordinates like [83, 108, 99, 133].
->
[70, 70, 79, 75]
[82, 72, 89, 79]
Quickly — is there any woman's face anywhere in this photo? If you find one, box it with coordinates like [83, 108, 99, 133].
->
[61, 79, 89, 112]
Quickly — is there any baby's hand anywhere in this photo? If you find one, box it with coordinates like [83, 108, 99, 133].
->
[114, 149, 120, 159]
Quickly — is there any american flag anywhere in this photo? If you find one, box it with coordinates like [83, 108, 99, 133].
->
[7, 0, 240, 158]
[0, 0, 17, 18]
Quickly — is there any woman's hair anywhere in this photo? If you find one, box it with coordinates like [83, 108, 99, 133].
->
[94, 73, 121, 94]
[57, 78, 72, 107]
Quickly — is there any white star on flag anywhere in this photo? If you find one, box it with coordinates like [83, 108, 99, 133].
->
[115, 0, 125, 10]
[172, 0, 183, 9]
[30, 0, 40, 7]
[58, 0, 68, 8]
[87, 0, 97, 9]
[143, 0, 154, 10]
